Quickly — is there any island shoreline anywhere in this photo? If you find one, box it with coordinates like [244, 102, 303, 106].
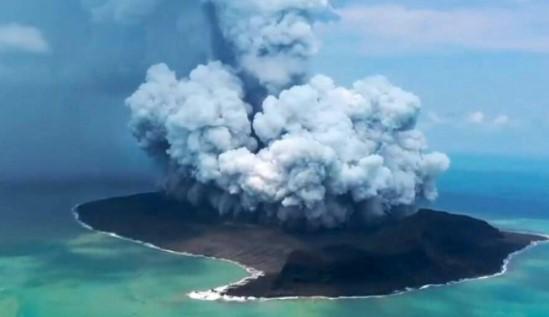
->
[71, 193, 549, 302]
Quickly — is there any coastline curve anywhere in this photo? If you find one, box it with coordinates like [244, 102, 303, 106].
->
[71, 194, 549, 302]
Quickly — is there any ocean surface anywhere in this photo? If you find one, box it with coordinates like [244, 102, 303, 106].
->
[1, 155, 548, 317]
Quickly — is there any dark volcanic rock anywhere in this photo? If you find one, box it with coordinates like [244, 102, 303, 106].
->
[75, 192, 546, 298]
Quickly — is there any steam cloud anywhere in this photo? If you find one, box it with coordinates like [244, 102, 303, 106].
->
[208, 0, 329, 92]
[126, 0, 450, 229]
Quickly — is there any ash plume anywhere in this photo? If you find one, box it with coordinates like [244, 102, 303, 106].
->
[208, 0, 329, 93]
[126, 0, 450, 229]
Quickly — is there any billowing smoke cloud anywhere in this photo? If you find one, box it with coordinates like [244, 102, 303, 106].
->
[126, 0, 450, 229]
[208, 0, 331, 93]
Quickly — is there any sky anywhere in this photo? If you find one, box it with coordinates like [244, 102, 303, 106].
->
[319, 0, 549, 156]
[0, 0, 548, 182]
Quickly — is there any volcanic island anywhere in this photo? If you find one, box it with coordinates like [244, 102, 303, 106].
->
[75, 192, 546, 300]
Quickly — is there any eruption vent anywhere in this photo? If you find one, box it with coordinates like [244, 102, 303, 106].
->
[126, 0, 450, 229]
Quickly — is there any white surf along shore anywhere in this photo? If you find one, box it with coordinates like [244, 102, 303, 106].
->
[72, 203, 549, 302]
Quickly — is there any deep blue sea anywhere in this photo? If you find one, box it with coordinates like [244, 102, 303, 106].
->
[0, 154, 548, 316]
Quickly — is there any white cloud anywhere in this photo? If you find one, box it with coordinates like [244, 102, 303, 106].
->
[467, 111, 511, 127]
[0, 24, 49, 54]
[422, 110, 512, 129]
[467, 111, 486, 124]
[334, 4, 549, 54]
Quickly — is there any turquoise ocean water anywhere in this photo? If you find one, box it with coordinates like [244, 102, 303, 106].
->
[1, 155, 548, 317]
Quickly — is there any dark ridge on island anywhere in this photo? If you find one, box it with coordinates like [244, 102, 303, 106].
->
[75, 192, 547, 299]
